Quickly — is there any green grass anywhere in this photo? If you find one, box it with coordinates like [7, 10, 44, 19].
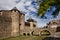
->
[0, 35, 46, 40]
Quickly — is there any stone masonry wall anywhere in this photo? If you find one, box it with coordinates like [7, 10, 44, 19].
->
[19, 14, 25, 30]
[11, 10, 20, 36]
[0, 11, 12, 38]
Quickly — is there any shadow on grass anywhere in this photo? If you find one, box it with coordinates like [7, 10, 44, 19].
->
[43, 37, 60, 40]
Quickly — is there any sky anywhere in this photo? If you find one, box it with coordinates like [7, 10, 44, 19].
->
[0, 0, 60, 28]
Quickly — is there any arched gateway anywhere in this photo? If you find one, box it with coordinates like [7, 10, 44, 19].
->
[39, 28, 53, 36]
[40, 30, 51, 36]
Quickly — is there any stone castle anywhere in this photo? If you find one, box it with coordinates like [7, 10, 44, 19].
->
[0, 7, 37, 38]
[0, 7, 60, 38]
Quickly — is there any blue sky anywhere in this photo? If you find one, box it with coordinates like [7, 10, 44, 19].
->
[0, 0, 60, 28]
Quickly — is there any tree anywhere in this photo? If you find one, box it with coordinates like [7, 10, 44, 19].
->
[37, 0, 60, 18]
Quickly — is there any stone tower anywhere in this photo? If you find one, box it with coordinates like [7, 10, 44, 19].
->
[19, 12, 25, 30]
[0, 7, 25, 38]
[11, 7, 25, 35]
[10, 7, 20, 36]
[27, 17, 37, 29]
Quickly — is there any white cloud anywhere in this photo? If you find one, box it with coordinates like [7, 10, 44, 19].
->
[28, 6, 37, 12]
[24, 1, 32, 6]
[0, 0, 19, 10]
[57, 12, 60, 19]
[16, 2, 25, 11]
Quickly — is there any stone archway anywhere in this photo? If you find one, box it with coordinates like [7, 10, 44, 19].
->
[31, 31, 34, 35]
[40, 30, 51, 36]
[27, 33, 30, 36]
[23, 33, 26, 36]
[31, 31, 39, 36]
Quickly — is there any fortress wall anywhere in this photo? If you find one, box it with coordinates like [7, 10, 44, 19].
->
[0, 11, 12, 38]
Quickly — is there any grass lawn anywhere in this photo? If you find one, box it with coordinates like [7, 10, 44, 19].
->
[0, 35, 46, 40]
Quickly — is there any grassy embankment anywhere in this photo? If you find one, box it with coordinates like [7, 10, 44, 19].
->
[0, 35, 46, 40]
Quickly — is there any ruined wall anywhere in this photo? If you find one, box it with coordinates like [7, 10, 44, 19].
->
[47, 20, 60, 28]
[46, 20, 60, 35]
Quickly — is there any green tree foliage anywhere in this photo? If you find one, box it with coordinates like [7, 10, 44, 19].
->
[37, 0, 60, 18]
